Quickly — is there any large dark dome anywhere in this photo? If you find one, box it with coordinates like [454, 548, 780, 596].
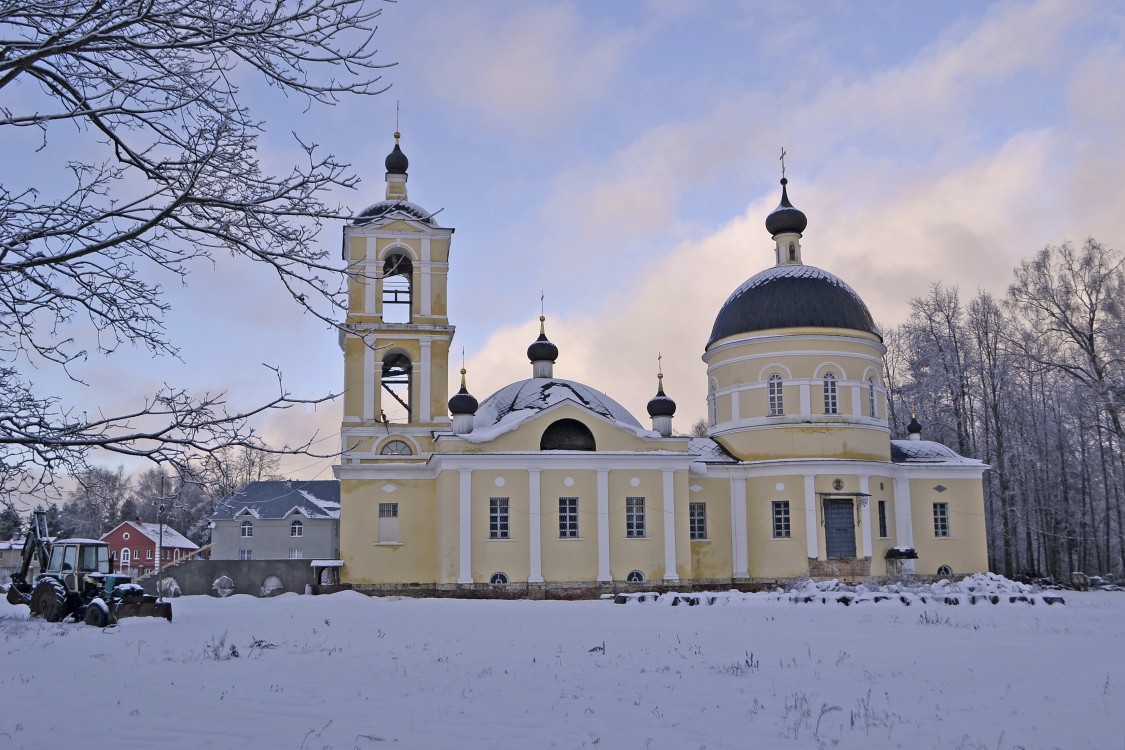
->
[707, 264, 878, 346]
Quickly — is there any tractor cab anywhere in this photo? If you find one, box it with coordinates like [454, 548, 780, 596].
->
[43, 540, 115, 598]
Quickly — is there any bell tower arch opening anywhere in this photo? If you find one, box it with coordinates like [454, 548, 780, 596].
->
[381, 351, 413, 423]
[382, 252, 413, 323]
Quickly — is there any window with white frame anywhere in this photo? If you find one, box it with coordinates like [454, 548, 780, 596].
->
[290, 519, 303, 537]
[240, 520, 253, 537]
[823, 372, 838, 414]
[868, 378, 877, 418]
[559, 497, 578, 538]
[767, 374, 784, 416]
[626, 569, 645, 583]
[489, 571, 509, 585]
[708, 383, 717, 425]
[689, 502, 707, 540]
[378, 502, 399, 544]
[134, 549, 140, 561]
[121, 548, 130, 565]
[772, 501, 791, 539]
[933, 502, 950, 538]
[878, 500, 888, 538]
[146, 549, 152, 559]
[289, 548, 303, 559]
[239, 549, 252, 560]
[490, 497, 510, 539]
[626, 497, 645, 538]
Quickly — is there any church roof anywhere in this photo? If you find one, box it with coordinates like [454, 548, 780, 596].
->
[708, 263, 878, 346]
[474, 378, 643, 431]
[890, 440, 985, 466]
[353, 200, 438, 227]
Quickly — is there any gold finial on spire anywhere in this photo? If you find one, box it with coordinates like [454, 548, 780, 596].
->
[395, 100, 400, 141]
[779, 147, 787, 180]
[539, 292, 547, 334]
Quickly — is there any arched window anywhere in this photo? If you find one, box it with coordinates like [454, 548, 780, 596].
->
[867, 377, 877, 418]
[381, 352, 412, 423]
[787, 242, 796, 262]
[823, 372, 838, 414]
[381, 253, 412, 323]
[540, 418, 596, 451]
[290, 519, 303, 537]
[240, 520, 253, 537]
[767, 374, 784, 416]
[626, 570, 645, 583]
[489, 572, 509, 586]
[121, 548, 130, 565]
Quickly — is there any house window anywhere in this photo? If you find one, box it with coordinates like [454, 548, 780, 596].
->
[626, 497, 645, 538]
[146, 550, 153, 560]
[626, 569, 645, 583]
[122, 532, 130, 541]
[289, 548, 303, 559]
[708, 383, 717, 426]
[489, 497, 510, 540]
[121, 548, 130, 565]
[868, 378, 877, 418]
[380, 439, 412, 456]
[878, 500, 888, 538]
[134, 549, 140, 561]
[559, 497, 579, 538]
[767, 374, 784, 416]
[823, 372, 838, 414]
[378, 502, 399, 544]
[689, 502, 707, 540]
[381, 252, 413, 323]
[111, 550, 118, 560]
[772, 501, 791, 539]
[933, 502, 950, 538]
[291, 519, 304, 537]
[240, 520, 253, 537]
[239, 549, 252, 561]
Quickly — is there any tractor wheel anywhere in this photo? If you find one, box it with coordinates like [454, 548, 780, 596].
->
[84, 598, 110, 628]
[31, 579, 68, 623]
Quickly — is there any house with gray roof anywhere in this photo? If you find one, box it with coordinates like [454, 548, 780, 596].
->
[209, 480, 340, 561]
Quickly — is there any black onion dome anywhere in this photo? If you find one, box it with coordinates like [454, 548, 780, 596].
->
[647, 378, 677, 418]
[527, 317, 558, 362]
[385, 133, 409, 174]
[449, 370, 479, 415]
[708, 264, 878, 346]
[764, 178, 807, 236]
[907, 415, 923, 435]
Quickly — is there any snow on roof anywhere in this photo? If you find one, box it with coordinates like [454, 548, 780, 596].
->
[353, 199, 440, 227]
[310, 560, 344, 568]
[461, 378, 651, 443]
[890, 440, 986, 466]
[211, 480, 341, 521]
[687, 437, 737, 462]
[724, 263, 865, 303]
[125, 522, 199, 550]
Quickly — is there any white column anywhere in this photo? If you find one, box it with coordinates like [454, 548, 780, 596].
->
[730, 389, 740, 424]
[799, 383, 811, 416]
[804, 475, 818, 559]
[421, 237, 432, 317]
[364, 236, 377, 315]
[458, 470, 473, 584]
[860, 475, 872, 558]
[597, 470, 611, 582]
[892, 476, 915, 573]
[730, 477, 748, 578]
[662, 470, 679, 582]
[528, 470, 543, 583]
[420, 339, 432, 423]
[363, 336, 377, 422]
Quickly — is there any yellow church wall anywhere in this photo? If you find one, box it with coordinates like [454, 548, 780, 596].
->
[339, 478, 438, 584]
[744, 475, 810, 578]
[868, 481, 898, 575]
[539, 471, 599, 581]
[471, 470, 530, 583]
[687, 478, 734, 580]
[909, 477, 989, 575]
[436, 471, 460, 583]
[607, 471, 665, 582]
[426, 339, 451, 424]
[716, 424, 890, 462]
[343, 336, 367, 420]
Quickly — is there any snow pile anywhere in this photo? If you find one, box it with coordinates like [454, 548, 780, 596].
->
[614, 572, 1067, 607]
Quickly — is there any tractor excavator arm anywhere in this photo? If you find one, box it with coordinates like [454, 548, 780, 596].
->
[6, 511, 52, 606]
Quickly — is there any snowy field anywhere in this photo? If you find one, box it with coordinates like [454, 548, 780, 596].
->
[2, 581, 1122, 750]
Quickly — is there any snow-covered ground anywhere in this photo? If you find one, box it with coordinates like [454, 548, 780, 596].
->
[2, 579, 1122, 749]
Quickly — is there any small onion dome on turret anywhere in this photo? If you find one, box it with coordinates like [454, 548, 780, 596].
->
[385, 132, 409, 175]
[527, 316, 559, 363]
[907, 413, 923, 440]
[647, 374, 677, 418]
[764, 178, 807, 237]
[448, 369, 479, 416]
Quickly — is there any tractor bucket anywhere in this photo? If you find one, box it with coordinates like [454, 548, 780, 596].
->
[114, 594, 173, 622]
[6, 584, 32, 607]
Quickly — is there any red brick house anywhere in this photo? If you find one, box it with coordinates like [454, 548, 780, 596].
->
[100, 521, 199, 575]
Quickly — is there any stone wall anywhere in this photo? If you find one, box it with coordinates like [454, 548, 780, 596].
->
[808, 557, 871, 580]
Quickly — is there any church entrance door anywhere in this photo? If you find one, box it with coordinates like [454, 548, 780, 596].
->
[823, 499, 856, 559]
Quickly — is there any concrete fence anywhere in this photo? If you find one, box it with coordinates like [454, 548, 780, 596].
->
[139, 559, 323, 597]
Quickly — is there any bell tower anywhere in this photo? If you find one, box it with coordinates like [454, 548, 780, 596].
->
[338, 133, 455, 461]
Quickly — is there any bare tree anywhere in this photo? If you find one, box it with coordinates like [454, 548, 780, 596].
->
[0, 1, 391, 500]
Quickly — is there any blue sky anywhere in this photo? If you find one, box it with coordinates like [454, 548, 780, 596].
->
[28, 0, 1125, 481]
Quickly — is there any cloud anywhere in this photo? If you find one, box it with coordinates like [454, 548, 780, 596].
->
[413, 3, 631, 138]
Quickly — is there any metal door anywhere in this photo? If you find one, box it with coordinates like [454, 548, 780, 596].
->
[823, 499, 856, 559]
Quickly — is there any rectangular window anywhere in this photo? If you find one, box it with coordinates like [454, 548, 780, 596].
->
[134, 549, 140, 561]
[772, 501, 791, 539]
[767, 376, 784, 416]
[878, 500, 888, 538]
[933, 502, 950, 538]
[823, 374, 838, 415]
[559, 497, 579, 538]
[146, 549, 153, 559]
[239, 549, 252, 561]
[378, 502, 400, 544]
[489, 497, 510, 540]
[689, 502, 707, 540]
[289, 548, 303, 559]
[626, 497, 645, 538]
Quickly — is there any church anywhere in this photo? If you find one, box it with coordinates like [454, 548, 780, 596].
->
[332, 134, 989, 596]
